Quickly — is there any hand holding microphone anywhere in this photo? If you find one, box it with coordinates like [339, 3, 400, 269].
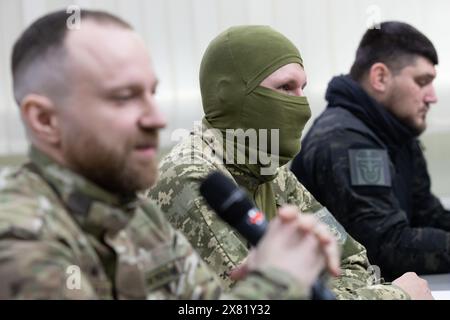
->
[200, 171, 340, 300]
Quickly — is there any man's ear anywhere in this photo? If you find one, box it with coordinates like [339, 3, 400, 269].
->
[20, 94, 61, 145]
[368, 62, 392, 93]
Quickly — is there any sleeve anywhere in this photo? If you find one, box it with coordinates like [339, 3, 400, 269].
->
[222, 267, 310, 300]
[173, 228, 310, 300]
[148, 152, 250, 287]
[296, 130, 450, 280]
[282, 167, 410, 299]
[0, 203, 309, 300]
[328, 233, 410, 300]
[410, 140, 450, 231]
[142, 197, 310, 300]
[0, 189, 98, 299]
[0, 239, 97, 299]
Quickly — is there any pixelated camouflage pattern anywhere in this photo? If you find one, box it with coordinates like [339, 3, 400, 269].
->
[149, 122, 410, 300]
[0, 147, 309, 299]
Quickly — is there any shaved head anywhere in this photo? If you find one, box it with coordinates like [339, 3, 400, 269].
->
[13, 45, 69, 105]
[12, 9, 131, 106]
[11, 9, 166, 195]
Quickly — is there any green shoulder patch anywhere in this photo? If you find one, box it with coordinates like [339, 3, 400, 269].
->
[348, 149, 391, 187]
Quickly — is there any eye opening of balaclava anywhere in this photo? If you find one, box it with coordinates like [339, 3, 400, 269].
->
[199, 25, 312, 181]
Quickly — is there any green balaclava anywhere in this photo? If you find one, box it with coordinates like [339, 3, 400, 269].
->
[199, 25, 311, 219]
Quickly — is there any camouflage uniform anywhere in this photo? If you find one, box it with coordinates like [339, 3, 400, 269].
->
[149, 121, 410, 299]
[0, 147, 309, 299]
[293, 75, 450, 280]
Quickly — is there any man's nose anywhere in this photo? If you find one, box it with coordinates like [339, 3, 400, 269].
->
[139, 94, 167, 129]
[425, 85, 438, 104]
[294, 87, 304, 97]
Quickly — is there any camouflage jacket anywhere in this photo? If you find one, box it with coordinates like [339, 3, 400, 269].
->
[0, 147, 309, 299]
[149, 121, 410, 299]
[293, 75, 450, 280]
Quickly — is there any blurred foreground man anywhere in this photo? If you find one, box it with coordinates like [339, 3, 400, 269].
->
[293, 21, 450, 280]
[0, 10, 339, 299]
[149, 25, 432, 299]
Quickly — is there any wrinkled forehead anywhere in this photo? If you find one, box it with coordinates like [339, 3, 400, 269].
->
[64, 21, 153, 85]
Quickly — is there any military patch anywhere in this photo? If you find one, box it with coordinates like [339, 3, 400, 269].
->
[348, 149, 391, 187]
[313, 207, 347, 244]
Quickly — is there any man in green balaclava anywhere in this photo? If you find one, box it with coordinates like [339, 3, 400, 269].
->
[148, 26, 418, 299]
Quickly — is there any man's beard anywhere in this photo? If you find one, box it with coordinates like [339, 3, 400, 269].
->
[401, 115, 427, 136]
[385, 92, 427, 137]
[63, 134, 157, 197]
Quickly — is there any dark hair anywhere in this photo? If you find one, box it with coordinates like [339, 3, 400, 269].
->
[350, 21, 438, 82]
[11, 9, 132, 99]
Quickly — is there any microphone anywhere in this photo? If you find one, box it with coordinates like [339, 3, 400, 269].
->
[199, 171, 335, 300]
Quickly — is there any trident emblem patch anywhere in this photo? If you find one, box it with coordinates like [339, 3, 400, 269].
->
[349, 149, 391, 186]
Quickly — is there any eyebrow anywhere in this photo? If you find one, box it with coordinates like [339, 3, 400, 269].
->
[280, 76, 307, 89]
[416, 73, 435, 79]
[106, 78, 159, 92]
[414, 74, 435, 84]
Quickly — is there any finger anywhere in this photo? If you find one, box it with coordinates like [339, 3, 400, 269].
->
[322, 237, 341, 277]
[229, 253, 251, 281]
[229, 264, 249, 281]
[295, 214, 319, 234]
[325, 245, 341, 277]
[303, 221, 341, 276]
[312, 223, 333, 245]
[278, 205, 300, 223]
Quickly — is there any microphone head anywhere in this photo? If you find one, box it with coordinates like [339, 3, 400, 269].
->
[200, 171, 255, 226]
[199, 171, 236, 212]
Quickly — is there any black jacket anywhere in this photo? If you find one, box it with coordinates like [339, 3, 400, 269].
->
[292, 75, 450, 280]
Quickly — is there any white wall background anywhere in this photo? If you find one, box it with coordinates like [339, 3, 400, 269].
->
[1, 0, 449, 195]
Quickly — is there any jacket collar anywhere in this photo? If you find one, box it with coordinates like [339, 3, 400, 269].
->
[326, 75, 417, 147]
[29, 146, 136, 237]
